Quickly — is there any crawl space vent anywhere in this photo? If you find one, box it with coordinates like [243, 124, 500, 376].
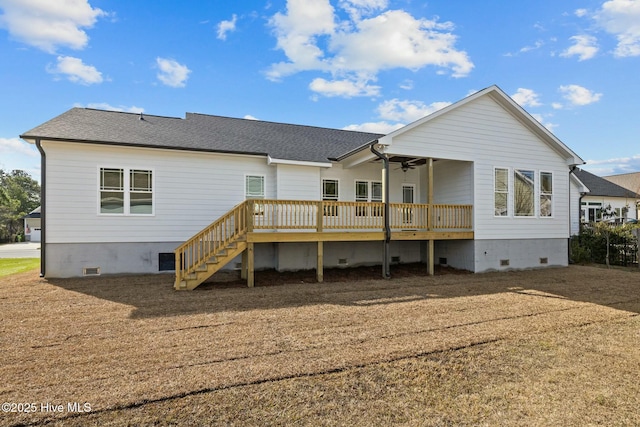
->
[540, 257, 548, 265]
[391, 256, 401, 263]
[83, 267, 100, 276]
[500, 259, 510, 267]
[338, 258, 348, 266]
[439, 257, 448, 265]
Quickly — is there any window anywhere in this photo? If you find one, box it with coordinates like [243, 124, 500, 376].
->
[100, 167, 153, 215]
[245, 175, 265, 199]
[100, 168, 124, 214]
[322, 179, 338, 216]
[540, 172, 553, 217]
[494, 168, 509, 217]
[402, 184, 415, 224]
[355, 181, 368, 216]
[355, 181, 382, 216]
[514, 169, 535, 217]
[130, 169, 153, 214]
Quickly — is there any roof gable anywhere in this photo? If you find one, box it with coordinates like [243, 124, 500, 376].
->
[376, 85, 584, 166]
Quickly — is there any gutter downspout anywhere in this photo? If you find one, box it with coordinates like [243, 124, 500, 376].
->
[569, 166, 578, 264]
[35, 139, 45, 277]
[370, 143, 391, 279]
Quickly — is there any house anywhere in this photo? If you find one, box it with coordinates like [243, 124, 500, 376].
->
[20, 85, 584, 289]
[603, 171, 640, 220]
[22, 206, 41, 242]
[573, 168, 640, 223]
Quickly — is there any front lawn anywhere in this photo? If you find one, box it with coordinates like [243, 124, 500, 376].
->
[0, 258, 39, 277]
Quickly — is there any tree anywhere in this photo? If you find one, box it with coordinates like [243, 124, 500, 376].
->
[0, 169, 40, 242]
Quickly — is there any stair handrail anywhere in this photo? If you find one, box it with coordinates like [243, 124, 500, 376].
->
[175, 200, 248, 286]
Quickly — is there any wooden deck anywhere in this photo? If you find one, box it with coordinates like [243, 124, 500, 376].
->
[174, 200, 473, 290]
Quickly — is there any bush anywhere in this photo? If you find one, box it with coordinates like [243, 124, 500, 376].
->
[571, 223, 639, 266]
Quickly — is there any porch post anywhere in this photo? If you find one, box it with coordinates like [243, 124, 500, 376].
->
[241, 249, 248, 280]
[317, 241, 324, 282]
[427, 157, 434, 276]
[247, 242, 255, 287]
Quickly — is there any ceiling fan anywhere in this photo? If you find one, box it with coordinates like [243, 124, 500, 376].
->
[395, 160, 418, 172]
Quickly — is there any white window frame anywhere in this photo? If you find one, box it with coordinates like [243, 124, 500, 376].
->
[539, 171, 553, 218]
[322, 179, 339, 201]
[322, 179, 339, 216]
[98, 167, 154, 216]
[514, 169, 536, 217]
[494, 167, 509, 217]
[355, 180, 383, 217]
[245, 174, 265, 199]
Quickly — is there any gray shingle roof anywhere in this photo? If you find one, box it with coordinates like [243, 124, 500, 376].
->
[574, 168, 638, 198]
[20, 108, 383, 163]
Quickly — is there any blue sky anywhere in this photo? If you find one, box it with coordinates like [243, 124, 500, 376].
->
[1, 0, 639, 181]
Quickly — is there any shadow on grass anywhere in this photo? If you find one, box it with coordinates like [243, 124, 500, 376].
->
[46, 264, 640, 319]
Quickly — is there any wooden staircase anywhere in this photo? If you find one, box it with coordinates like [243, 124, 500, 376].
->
[174, 201, 248, 290]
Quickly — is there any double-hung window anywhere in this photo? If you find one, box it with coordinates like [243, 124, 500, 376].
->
[355, 181, 382, 216]
[245, 175, 265, 199]
[322, 179, 339, 216]
[494, 168, 509, 217]
[245, 175, 265, 215]
[539, 172, 553, 217]
[514, 169, 535, 217]
[99, 167, 153, 215]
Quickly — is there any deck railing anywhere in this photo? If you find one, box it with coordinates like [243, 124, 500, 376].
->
[248, 199, 473, 230]
[174, 201, 247, 285]
[176, 200, 472, 286]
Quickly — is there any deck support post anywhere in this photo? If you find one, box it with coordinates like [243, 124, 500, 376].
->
[317, 241, 324, 282]
[241, 248, 248, 280]
[428, 239, 435, 276]
[427, 158, 435, 276]
[247, 242, 254, 287]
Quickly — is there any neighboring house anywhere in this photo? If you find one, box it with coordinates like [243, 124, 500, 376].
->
[603, 171, 640, 219]
[23, 206, 41, 242]
[573, 168, 640, 223]
[20, 85, 584, 289]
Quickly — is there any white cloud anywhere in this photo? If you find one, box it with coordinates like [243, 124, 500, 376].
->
[530, 113, 558, 133]
[594, 0, 640, 57]
[0, 0, 106, 53]
[575, 9, 588, 18]
[343, 97, 450, 133]
[560, 35, 599, 60]
[377, 99, 451, 122]
[244, 115, 259, 120]
[339, 0, 388, 20]
[511, 88, 542, 107]
[399, 79, 413, 90]
[156, 57, 191, 88]
[583, 154, 640, 175]
[309, 77, 380, 97]
[519, 40, 544, 53]
[342, 121, 403, 134]
[73, 102, 144, 113]
[267, 0, 473, 97]
[47, 55, 103, 85]
[217, 14, 237, 40]
[0, 137, 38, 157]
[558, 84, 602, 106]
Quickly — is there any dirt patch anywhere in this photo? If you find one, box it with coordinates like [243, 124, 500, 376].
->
[1, 265, 639, 426]
[204, 262, 469, 288]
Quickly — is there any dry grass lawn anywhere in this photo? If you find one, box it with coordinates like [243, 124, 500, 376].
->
[1, 265, 639, 426]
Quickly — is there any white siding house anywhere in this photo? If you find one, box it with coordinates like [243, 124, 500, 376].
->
[21, 85, 584, 281]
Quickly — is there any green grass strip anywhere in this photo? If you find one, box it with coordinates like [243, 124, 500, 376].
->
[0, 258, 40, 277]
